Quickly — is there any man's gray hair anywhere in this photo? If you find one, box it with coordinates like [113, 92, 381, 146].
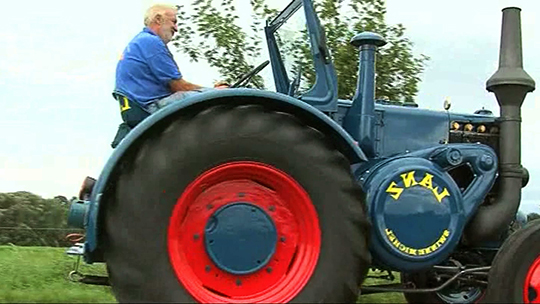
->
[144, 4, 178, 26]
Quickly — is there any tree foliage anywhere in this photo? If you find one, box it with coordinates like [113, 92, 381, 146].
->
[173, 0, 276, 88]
[0, 192, 78, 247]
[528, 212, 540, 222]
[173, 0, 428, 102]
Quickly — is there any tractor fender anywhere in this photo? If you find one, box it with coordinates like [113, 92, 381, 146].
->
[84, 88, 367, 260]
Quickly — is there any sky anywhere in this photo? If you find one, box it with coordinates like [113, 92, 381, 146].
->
[1, 0, 539, 214]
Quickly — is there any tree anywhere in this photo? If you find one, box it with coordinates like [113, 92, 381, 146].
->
[54, 195, 69, 205]
[528, 212, 540, 222]
[0, 192, 78, 247]
[173, 0, 274, 89]
[172, 0, 429, 102]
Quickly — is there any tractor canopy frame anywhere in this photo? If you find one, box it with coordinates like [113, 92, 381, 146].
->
[264, 0, 339, 112]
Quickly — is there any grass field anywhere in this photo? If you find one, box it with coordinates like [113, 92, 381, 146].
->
[0, 245, 405, 303]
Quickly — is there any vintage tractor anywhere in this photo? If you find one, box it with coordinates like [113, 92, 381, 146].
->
[66, 0, 538, 302]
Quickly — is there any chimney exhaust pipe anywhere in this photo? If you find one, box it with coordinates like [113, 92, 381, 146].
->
[464, 7, 535, 245]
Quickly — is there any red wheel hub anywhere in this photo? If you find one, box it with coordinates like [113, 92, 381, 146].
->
[168, 161, 321, 303]
[525, 255, 540, 303]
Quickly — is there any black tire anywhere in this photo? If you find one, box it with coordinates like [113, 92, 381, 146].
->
[401, 272, 485, 304]
[102, 104, 371, 303]
[482, 220, 540, 303]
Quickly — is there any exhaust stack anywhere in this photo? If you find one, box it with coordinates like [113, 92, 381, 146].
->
[343, 32, 386, 158]
[464, 7, 535, 244]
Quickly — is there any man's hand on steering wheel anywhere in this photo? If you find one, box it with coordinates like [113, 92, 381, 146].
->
[214, 80, 230, 89]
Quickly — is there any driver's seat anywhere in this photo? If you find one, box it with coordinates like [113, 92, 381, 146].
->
[110, 91, 150, 148]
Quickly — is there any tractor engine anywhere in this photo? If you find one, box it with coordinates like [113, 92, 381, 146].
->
[356, 144, 498, 272]
[343, 6, 533, 273]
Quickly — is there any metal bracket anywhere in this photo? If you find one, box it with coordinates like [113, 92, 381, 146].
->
[361, 266, 490, 295]
[66, 243, 110, 286]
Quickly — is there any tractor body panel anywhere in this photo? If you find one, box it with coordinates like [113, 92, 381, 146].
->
[337, 100, 499, 158]
[79, 88, 369, 262]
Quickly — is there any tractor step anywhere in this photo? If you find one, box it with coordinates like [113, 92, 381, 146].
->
[78, 274, 110, 286]
[66, 242, 85, 256]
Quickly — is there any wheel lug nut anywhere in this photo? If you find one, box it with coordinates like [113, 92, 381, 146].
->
[236, 279, 242, 286]
[205, 265, 211, 272]
[193, 233, 200, 240]
[266, 267, 272, 273]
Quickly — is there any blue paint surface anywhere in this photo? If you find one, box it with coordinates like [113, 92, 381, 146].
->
[358, 144, 498, 271]
[336, 100, 499, 159]
[204, 203, 277, 275]
[362, 157, 465, 271]
[384, 186, 451, 248]
[67, 199, 89, 229]
[343, 32, 386, 158]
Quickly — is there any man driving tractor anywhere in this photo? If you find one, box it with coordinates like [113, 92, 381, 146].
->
[110, 3, 226, 147]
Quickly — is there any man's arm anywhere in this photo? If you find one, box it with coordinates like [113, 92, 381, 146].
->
[169, 78, 203, 92]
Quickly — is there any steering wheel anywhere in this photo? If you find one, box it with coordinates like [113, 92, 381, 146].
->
[287, 66, 302, 97]
[230, 60, 270, 88]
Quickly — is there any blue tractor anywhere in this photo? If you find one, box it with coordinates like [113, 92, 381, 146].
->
[67, 0, 538, 302]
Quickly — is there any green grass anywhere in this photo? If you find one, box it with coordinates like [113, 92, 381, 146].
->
[0, 245, 114, 303]
[0, 245, 405, 303]
[358, 272, 406, 303]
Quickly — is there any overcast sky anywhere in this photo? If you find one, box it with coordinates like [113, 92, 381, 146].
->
[1, 0, 538, 214]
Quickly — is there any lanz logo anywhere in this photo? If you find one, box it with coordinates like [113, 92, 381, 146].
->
[385, 171, 450, 203]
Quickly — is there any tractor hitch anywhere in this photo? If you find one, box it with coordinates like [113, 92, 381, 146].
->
[361, 266, 490, 295]
[67, 176, 96, 230]
[66, 242, 110, 286]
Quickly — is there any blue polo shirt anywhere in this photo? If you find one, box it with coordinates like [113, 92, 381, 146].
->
[115, 27, 182, 107]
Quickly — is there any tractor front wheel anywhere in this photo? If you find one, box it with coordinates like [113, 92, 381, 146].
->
[482, 220, 540, 303]
[102, 104, 371, 303]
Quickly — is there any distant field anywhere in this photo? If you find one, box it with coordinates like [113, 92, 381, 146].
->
[0, 245, 405, 303]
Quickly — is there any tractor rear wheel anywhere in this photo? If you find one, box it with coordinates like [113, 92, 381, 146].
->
[102, 104, 371, 303]
[482, 220, 540, 303]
